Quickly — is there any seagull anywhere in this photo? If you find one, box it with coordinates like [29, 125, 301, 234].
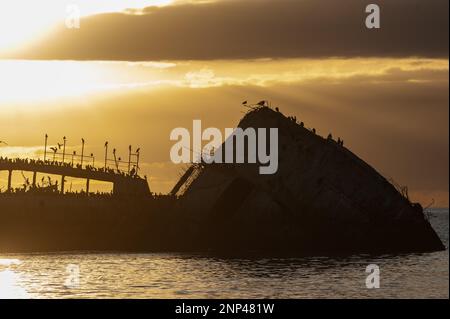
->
[0, 140, 8, 145]
[136, 148, 140, 153]
[57, 143, 63, 149]
[257, 100, 266, 106]
[50, 147, 58, 153]
[242, 101, 247, 105]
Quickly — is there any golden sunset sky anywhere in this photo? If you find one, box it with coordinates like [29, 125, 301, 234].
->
[0, 0, 448, 206]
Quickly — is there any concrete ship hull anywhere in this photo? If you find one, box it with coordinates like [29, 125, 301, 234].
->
[0, 194, 175, 253]
[0, 193, 445, 255]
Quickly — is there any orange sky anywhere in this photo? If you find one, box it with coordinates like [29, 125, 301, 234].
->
[0, 0, 448, 206]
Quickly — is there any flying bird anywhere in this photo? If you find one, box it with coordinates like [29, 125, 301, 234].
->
[136, 148, 140, 153]
[57, 143, 63, 149]
[0, 140, 8, 145]
[242, 101, 247, 105]
[50, 147, 58, 153]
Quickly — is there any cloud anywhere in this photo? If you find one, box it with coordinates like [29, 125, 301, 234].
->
[2, 58, 445, 104]
[5, 0, 448, 61]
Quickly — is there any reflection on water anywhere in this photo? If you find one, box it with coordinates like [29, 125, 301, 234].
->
[0, 209, 448, 299]
[0, 259, 28, 298]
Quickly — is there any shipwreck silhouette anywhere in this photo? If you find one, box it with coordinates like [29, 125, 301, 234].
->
[0, 104, 445, 254]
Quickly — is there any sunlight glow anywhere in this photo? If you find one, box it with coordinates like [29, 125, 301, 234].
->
[0, 60, 111, 102]
[0, 58, 447, 105]
[0, 0, 173, 52]
[0, 259, 28, 299]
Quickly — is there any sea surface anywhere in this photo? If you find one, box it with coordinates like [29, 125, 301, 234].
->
[0, 209, 448, 299]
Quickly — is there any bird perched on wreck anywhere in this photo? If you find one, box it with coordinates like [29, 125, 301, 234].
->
[257, 100, 266, 106]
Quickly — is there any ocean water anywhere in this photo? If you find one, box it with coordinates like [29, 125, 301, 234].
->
[0, 209, 448, 299]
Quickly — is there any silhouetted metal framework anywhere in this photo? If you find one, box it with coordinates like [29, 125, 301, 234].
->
[0, 159, 150, 196]
[43, 135, 141, 174]
[0, 135, 148, 196]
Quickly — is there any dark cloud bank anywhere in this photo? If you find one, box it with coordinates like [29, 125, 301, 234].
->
[8, 0, 449, 60]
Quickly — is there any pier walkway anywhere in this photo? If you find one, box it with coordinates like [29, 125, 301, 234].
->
[0, 157, 150, 196]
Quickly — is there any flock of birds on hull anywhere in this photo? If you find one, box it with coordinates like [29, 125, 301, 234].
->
[241, 100, 344, 146]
